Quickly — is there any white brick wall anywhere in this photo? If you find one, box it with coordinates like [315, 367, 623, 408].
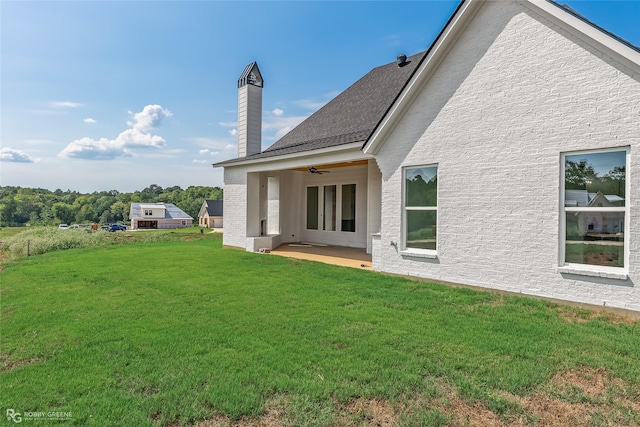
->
[222, 167, 248, 249]
[375, 1, 640, 310]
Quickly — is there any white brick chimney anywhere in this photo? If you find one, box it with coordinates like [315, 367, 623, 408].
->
[237, 62, 263, 157]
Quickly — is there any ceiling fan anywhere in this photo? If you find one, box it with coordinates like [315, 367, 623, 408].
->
[308, 167, 330, 174]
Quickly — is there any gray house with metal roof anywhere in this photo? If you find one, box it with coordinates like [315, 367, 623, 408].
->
[214, 0, 640, 311]
[130, 203, 193, 230]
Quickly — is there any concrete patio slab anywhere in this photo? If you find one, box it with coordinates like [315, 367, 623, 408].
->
[270, 243, 372, 270]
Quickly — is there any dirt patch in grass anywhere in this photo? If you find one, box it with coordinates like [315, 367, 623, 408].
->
[555, 305, 640, 325]
[506, 367, 640, 427]
[1, 355, 43, 373]
[341, 398, 397, 426]
[195, 368, 638, 426]
[197, 400, 286, 427]
[438, 392, 504, 426]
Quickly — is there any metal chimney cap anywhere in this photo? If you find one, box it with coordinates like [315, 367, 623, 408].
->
[397, 54, 408, 67]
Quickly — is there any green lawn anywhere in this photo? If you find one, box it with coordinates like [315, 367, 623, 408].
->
[1, 232, 638, 426]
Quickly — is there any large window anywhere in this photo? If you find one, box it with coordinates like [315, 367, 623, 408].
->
[562, 149, 628, 269]
[404, 165, 438, 251]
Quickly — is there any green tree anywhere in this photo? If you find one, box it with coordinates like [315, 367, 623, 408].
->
[100, 210, 114, 224]
[52, 203, 76, 224]
[40, 205, 54, 225]
[110, 201, 129, 222]
[1, 185, 223, 226]
[0, 195, 18, 226]
[564, 160, 598, 190]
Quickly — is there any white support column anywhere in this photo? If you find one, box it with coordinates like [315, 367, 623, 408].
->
[367, 159, 382, 254]
[246, 172, 261, 237]
[267, 176, 280, 235]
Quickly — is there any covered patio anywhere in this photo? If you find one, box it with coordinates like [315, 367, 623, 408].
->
[270, 243, 372, 270]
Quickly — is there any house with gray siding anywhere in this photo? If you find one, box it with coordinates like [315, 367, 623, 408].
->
[214, 0, 640, 311]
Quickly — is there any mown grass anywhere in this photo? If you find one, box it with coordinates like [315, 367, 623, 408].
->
[1, 232, 638, 426]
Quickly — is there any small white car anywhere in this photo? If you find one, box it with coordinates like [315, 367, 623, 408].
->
[58, 224, 70, 230]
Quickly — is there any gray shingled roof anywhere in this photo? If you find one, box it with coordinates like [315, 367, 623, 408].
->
[215, 51, 427, 166]
[203, 200, 223, 216]
[215, 0, 639, 169]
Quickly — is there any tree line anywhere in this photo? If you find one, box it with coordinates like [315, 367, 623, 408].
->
[0, 184, 223, 227]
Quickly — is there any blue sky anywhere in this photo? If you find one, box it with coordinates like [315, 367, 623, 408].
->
[2, 1, 639, 193]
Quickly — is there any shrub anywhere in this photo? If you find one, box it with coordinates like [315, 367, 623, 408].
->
[0, 227, 110, 259]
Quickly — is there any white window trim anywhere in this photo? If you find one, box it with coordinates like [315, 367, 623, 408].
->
[559, 147, 630, 277]
[305, 183, 357, 233]
[401, 164, 438, 257]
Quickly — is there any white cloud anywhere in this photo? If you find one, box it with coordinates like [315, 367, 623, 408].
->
[188, 137, 235, 162]
[1, 147, 36, 163]
[229, 129, 237, 136]
[51, 101, 82, 108]
[59, 137, 134, 160]
[198, 148, 220, 156]
[272, 108, 284, 116]
[84, 118, 97, 124]
[127, 104, 172, 132]
[116, 128, 166, 148]
[59, 104, 171, 160]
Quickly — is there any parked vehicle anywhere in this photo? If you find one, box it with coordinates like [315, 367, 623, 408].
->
[108, 224, 127, 232]
[58, 224, 69, 230]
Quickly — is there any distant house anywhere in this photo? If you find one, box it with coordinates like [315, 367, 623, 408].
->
[130, 203, 193, 230]
[565, 190, 625, 235]
[198, 200, 223, 228]
[214, 0, 640, 312]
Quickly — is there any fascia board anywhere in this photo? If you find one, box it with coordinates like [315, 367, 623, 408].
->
[522, 0, 640, 72]
[363, 0, 482, 155]
[218, 142, 372, 173]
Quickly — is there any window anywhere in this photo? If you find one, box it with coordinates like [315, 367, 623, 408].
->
[562, 149, 628, 269]
[323, 185, 336, 231]
[306, 187, 319, 230]
[341, 184, 356, 232]
[404, 165, 438, 251]
[144, 209, 153, 216]
[306, 184, 356, 232]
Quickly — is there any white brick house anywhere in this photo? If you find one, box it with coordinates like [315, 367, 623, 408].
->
[215, 0, 640, 311]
